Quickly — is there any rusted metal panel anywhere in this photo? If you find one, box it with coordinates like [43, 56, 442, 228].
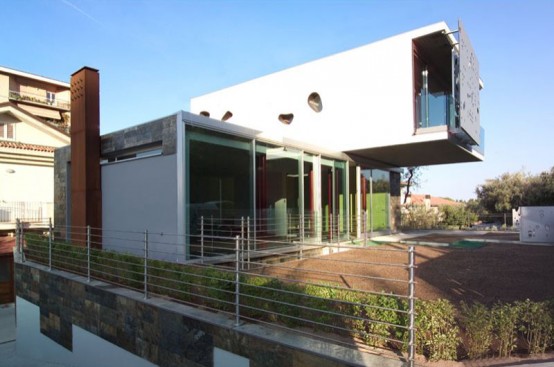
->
[70, 67, 102, 247]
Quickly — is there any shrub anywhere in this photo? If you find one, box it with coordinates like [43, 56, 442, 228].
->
[352, 293, 403, 347]
[492, 302, 519, 358]
[460, 301, 493, 359]
[416, 299, 460, 361]
[516, 299, 553, 355]
[401, 205, 440, 229]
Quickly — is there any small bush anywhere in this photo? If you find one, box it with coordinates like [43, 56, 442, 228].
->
[492, 302, 519, 358]
[460, 301, 493, 359]
[516, 299, 553, 355]
[416, 299, 460, 361]
[353, 293, 403, 347]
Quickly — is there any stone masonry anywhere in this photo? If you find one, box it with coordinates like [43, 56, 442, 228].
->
[15, 261, 405, 367]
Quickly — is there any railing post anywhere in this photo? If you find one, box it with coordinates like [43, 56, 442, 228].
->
[408, 246, 416, 367]
[16, 219, 20, 255]
[336, 213, 340, 245]
[210, 215, 214, 250]
[300, 213, 304, 243]
[20, 220, 25, 263]
[144, 230, 149, 299]
[246, 216, 251, 267]
[329, 215, 333, 244]
[288, 211, 292, 240]
[363, 211, 368, 246]
[235, 235, 240, 327]
[86, 225, 91, 282]
[240, 217, 245, 270]
[48, 218, 53, 271]
[299, 213, 304, 260]
[200, 216, 204, 263]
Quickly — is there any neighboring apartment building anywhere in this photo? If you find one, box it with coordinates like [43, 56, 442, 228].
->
[55, 21, 484, 260]
[0, 66, 71, 228]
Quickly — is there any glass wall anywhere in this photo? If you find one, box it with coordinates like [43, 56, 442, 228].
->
[321, 158, 348, 241]
[255, 143, 301, 239]
[186, 127, 253, 240]
[185, 125, 350, 246]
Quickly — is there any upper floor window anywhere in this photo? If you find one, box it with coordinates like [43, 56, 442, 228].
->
[46, 91, 56, 105]
[0, 123, 15, 140]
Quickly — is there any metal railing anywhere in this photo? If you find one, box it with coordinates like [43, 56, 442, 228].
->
[16, 219, 416, 366]
[190, 210, 387, 256]
[8, 90, 70, 110]
[0, 201, 53, 224]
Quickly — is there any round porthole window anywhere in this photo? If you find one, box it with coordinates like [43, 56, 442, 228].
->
[307, 92, 322, 112]
[278, 113, 294, 125]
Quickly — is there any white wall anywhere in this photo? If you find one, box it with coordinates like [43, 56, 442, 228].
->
[0, 163, 53, 202]
[191, 22, 450, 153]
[102, 154, 185, 261]
[520, 206, 554, 243]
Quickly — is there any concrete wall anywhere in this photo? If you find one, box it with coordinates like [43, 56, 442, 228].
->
[15, 260, 405, 367]
[102, 154, 183, 260]
[520, 206, 554, 243]
[190, 22, 450, 154]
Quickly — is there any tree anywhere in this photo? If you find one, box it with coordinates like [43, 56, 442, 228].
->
[475, 171, 528, 213]
[402, 167, 424, 204]
[525, 167, 554, 206]
[474, 167, 554, 213]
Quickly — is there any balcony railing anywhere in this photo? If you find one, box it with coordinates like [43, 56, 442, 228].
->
[417, 91, 456, 129]
[0, 201, 53, 224]
[9, 90, 70, 111]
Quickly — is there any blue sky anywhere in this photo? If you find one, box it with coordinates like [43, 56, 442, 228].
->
[3, 0, 553, 200]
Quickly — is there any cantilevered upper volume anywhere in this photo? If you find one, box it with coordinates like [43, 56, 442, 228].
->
[190, 21, 484, 168]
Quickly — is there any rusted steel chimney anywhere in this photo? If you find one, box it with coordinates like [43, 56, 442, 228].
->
[70, 67, 102, 247]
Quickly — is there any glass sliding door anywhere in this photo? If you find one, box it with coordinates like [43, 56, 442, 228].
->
[186, 127, 253, 250]
[320, 157, 348, 242]
[255, 143, 301, 241]
[302, 153, 316, 240]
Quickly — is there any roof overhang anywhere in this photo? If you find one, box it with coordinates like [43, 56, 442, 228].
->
[345, 136, 483, 169]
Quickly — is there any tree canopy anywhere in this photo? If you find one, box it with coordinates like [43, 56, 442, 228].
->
[475, 167, 554, 213]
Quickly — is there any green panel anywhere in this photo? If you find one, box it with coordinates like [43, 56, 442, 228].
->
[366, 193, 389, 231]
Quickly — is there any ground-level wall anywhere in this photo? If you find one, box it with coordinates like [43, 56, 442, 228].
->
[102, 154, 184, 260]
[15, 260, 405, 367]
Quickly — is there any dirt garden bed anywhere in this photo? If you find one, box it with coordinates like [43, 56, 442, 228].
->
[255, 232, 554, 366]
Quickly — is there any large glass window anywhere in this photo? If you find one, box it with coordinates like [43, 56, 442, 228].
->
[255, 143, 301, 239]
[187, 128, 252, 241]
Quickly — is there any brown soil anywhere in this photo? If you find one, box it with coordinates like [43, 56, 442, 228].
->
[258, 233, 554, 305]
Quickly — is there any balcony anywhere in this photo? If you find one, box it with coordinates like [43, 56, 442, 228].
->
[416, 91, 455, 129]
[9, 90, 70, 111]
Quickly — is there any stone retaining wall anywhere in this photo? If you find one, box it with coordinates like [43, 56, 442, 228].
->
[15, 260, 405, 367]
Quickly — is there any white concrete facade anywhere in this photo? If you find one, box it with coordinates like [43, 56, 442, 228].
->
[191, 22, 483, 169]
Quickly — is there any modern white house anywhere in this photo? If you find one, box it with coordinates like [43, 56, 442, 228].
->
[55, 21, 484, 261]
